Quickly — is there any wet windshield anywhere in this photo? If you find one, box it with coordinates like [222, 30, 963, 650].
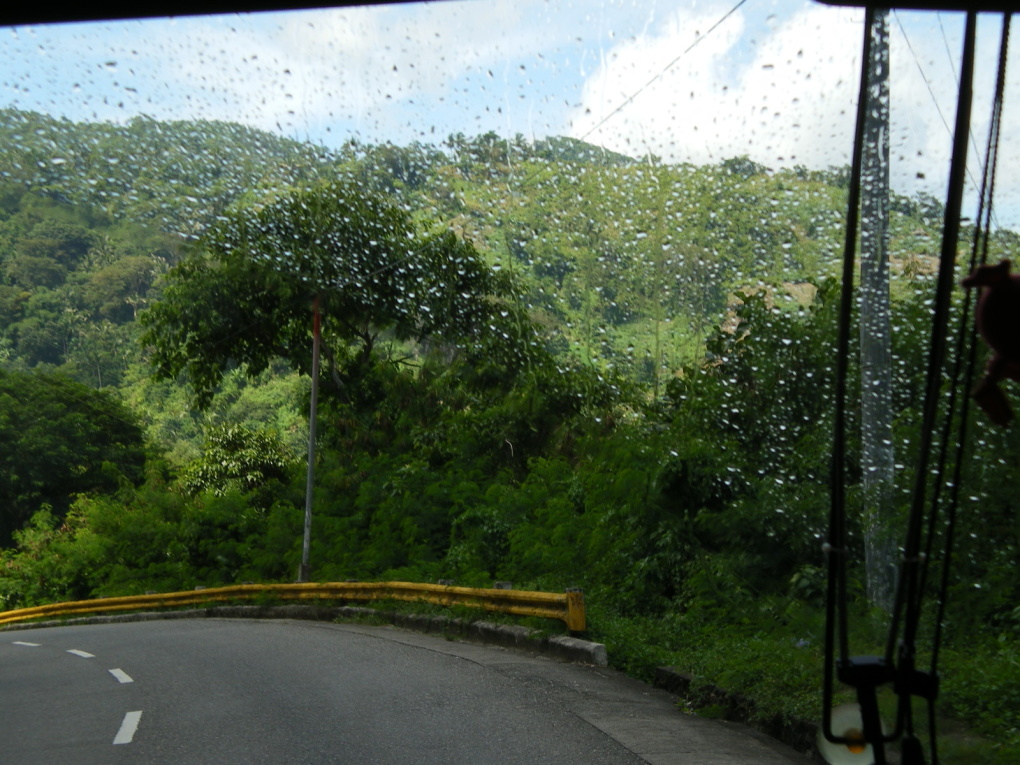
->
[1, 3, 1019, 759]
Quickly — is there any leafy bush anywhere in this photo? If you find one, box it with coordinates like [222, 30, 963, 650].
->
[0, 369, 146, 545]
[180, 424, 299, 507]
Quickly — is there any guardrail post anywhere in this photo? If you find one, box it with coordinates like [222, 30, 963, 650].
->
[564, 588, 586, 632]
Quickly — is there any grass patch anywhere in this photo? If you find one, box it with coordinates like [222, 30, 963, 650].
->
[585, 597, 1020, 763]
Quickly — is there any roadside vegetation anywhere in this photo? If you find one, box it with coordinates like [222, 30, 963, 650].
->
[1, 108, 1018, 761]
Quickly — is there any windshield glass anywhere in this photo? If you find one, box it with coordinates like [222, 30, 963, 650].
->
[2, 4, 1019, 757]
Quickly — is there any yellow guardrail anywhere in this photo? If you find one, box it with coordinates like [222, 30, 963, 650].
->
[0, 581, 586, 631]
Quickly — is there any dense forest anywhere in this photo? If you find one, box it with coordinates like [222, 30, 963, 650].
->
[1, 106, 1019, 758]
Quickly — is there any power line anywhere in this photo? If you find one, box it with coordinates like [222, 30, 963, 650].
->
[895, 11, 956, 138]
[893, 9, 992, 220]
[480, 0, 752, 237]
[578, 0, 749, 144]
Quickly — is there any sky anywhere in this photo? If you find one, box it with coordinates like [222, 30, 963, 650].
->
[1, 0, 1018, 227]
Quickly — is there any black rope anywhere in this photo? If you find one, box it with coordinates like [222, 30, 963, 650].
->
[877, 12, 976, 764]
[922, 13, 1011, 764]
[921, 8, 1011, 685]
[889, 4, 976, 669]
[821, 9, 1016, 765]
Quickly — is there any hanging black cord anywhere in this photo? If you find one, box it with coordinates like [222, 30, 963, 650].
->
[823, 10, 1008, 764]
[931, 12, 1012, 657]
[887, 9, 975, 666]
[881, 11, 978, 762]
[919, 14, 1012, 764]
[921, 13, 1012, 605]
[822, 2, 877, 752]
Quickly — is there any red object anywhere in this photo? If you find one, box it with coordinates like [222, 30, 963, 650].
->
[962, 260, 1020, 426]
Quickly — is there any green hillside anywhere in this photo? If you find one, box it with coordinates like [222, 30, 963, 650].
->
[2, 108, 1019, 760]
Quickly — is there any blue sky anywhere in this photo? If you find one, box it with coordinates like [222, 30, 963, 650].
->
[2, 1, 1018, 227]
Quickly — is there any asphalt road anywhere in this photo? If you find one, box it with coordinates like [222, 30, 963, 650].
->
[1, 618, 811, 764]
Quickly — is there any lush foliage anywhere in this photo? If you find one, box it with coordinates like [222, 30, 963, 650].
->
[0, 369, 146, 545]
[180, 424, 299, 505]
[0, 183, 185, 386]
[0, 109, 336, 236]
[140, 180, 535, 407]
[1, 108, 1018, 758]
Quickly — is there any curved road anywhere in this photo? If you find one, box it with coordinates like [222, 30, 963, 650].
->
[1, 618, 809, 764]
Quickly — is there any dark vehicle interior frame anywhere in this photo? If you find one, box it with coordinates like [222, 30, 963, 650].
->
[0, 2, 1012, 28]
[2, 2, 1012, 764]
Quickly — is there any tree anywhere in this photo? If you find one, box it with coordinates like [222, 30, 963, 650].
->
[0, 369, 146, 546]
[140, 180, 535, 407]
[66, 320, 133, 388]
[720, 155, 769, 179]
[4, 254, 67, 289]
[81, 255, 160, 322]
[180, 424, 298, 507]
[16, 220, 94, 267]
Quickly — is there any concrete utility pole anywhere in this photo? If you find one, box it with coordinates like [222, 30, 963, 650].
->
[859, 8, 896, 613]
[299, 295, 321, 583]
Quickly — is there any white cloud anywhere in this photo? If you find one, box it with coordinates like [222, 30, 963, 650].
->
[567, 4, 1020, 228]
[4, 1, 1018, 227]
[568, 2, 863, 167]
[133, 1, 574, 141]
[888, 11, 1020, 227]
[0, 2, 573, 142]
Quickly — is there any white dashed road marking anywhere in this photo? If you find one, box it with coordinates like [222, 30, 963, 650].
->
[9, 640, 143, 745]
[108, 668, 134, 684]
[113, 711, 143, 745]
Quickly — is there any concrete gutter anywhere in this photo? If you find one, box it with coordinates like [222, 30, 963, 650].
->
[0, 603, 609, 666]
[653, 667, 818, 756]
